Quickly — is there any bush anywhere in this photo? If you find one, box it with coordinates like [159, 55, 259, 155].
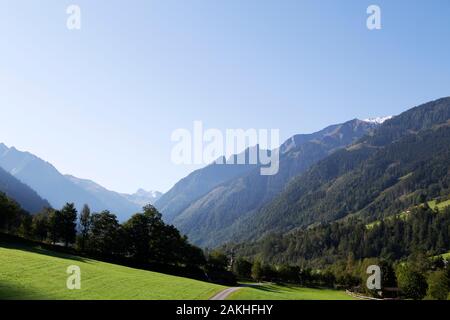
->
[396, 264, 428, 300]
[426, 270, 450, 300]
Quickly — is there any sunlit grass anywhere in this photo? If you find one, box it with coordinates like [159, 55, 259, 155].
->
[0, 244, 224, 300]
[228, 283, 355, 300]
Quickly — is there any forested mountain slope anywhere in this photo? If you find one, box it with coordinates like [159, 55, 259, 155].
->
[168, 119, 378, 247]
[155, 154, 258, 223]
[0, 166, 50, 213]
[232, 97, 450, 242]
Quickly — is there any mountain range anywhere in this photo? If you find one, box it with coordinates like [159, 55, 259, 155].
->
[226, 97, 450, 263]
[155, 151, 259, 223]
[156, 118, 381, 247]
[234, 97, 450, 242]
[155, 97, 450, 249]
[0, 144, 161, 220]
[2, 97, 449, 251]
[0, 165, 50, 213]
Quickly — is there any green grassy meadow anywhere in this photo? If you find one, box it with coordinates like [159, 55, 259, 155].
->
[434, 250, 450, 261]
[0, 242, 356, 300]
[228, 284, 355, 300]
[0, 243, 225, 300]
[366, 197, 450, 229]
[441, 252, 450, 260]
[428, 199, 450, 211]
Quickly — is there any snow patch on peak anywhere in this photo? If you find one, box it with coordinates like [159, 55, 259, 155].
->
[363, 116, 393, 124]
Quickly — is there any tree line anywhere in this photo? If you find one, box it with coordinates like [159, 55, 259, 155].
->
[228, 244, 450, 300]
[227, 203, 450, 266]
[224, 203, 450, 299]
[0, 193, 235, 285]
[2, 189, 450, 298]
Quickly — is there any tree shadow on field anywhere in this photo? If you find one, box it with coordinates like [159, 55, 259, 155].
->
[273, 283, 305, 290]
[242, 284, 281, 293]
[0, 240, 90, 264]
[0, 281, 50, 300]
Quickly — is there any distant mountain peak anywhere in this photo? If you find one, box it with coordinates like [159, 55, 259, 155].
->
[362, 116, 393, 124]
[0, 143, 7, 154]
[134, 188, 162, 198]
[122, 189, 162, 208]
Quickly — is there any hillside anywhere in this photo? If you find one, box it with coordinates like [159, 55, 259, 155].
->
[65, 175, 142, 219]
[227, 97, 450, 242]
[0, 166, 50, 213]
[155, 152, 258, 222]
[226, 196, 450, 267]
[0, 144, 152, 220]
[0, 241, 224, 300]
[0, 145, 105, 211]
[163, 119, 378, 247]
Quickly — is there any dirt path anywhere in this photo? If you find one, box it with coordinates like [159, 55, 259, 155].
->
[209, 287, 242, 300]
[209, 283, 263, 300]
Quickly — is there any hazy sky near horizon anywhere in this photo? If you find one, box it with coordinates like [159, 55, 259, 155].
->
[1, 0, 450, 193]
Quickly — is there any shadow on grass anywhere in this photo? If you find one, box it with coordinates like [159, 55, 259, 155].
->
[0, 238, 90, 263]
[242, 283, 334, 294]
[241, 284, 281, 293]
[0, 281, 50, 300]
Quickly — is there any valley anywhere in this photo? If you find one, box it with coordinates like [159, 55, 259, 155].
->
[2, 97, 450, 301]
[0, 239, 353, 300]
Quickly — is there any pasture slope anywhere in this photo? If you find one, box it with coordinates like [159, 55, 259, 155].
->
[0, 243, 224, 300]
[0, 241, 353, 300]
[227, 284, 355, 300]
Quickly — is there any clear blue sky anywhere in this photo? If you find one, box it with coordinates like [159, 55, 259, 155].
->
[1, 0, 449, 193]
